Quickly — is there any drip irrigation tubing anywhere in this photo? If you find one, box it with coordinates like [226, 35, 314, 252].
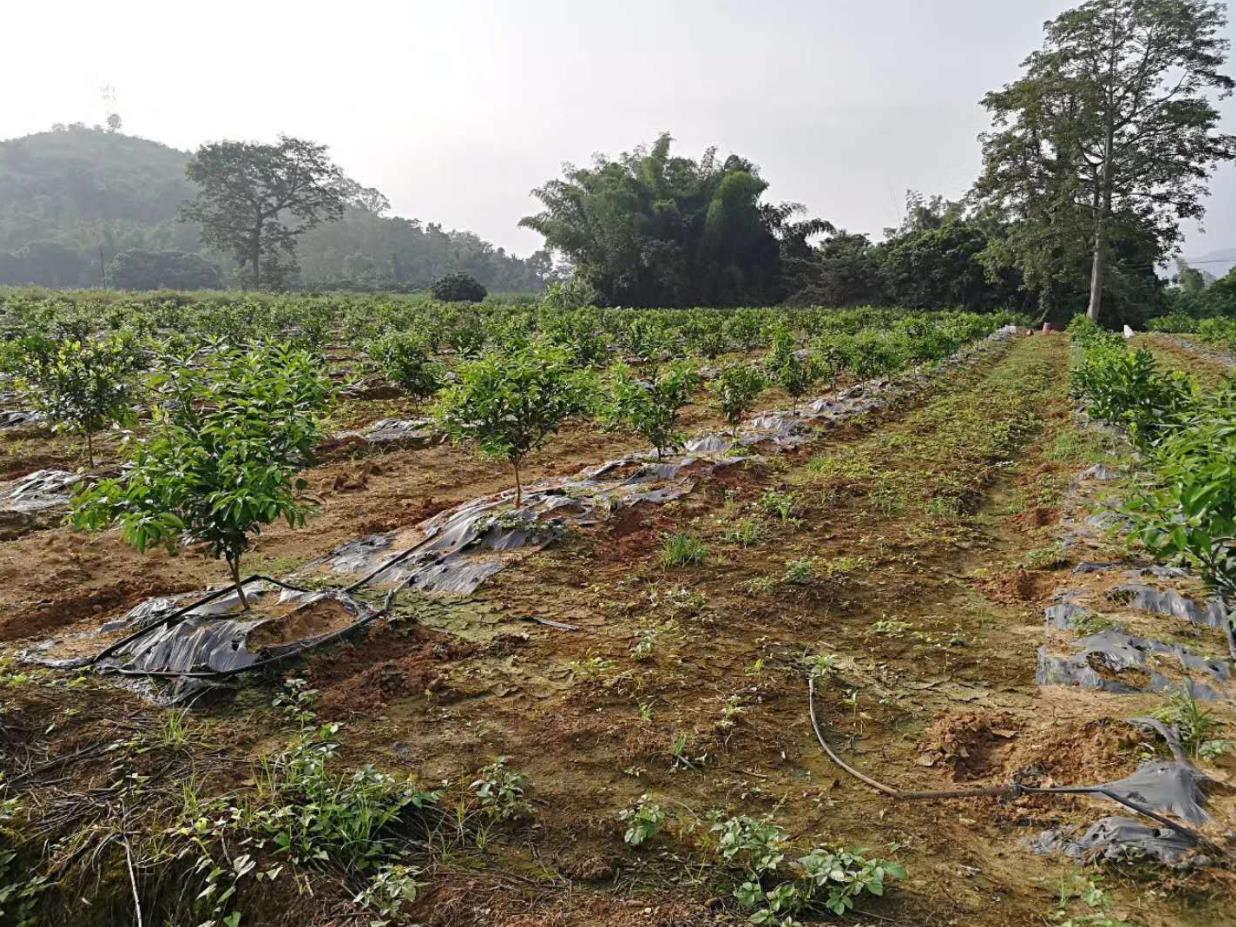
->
[806, 676, 1211, 848]
[87, 575, 316, 667]
[97, 578, 410, 680]
[72, 329, 1018, 683]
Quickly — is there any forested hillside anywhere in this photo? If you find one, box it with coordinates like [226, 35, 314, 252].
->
[0, 125, 548, 292]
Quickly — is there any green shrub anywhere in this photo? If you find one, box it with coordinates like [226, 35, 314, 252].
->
[72, 342, 331, 606]
[764, 325, 817, 398]
[710, 363, 766, 434]
[603, 360, 700, 458]
[365, 330, 444, 400]
[430, 272, 487, 303]
[1, 330, 144, 465]
[435, 340, 594, 506]
[1072, 342, 1193, 448]
[1128, 384, 1236, 609]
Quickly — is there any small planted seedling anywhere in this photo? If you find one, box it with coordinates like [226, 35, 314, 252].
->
[783, 558, 817, 585]
[619, 794, 668, 846]
[716, 694, 746, 732]
[470, 757, 531, 821]
[723, 516, 762, 548]
[631, 622, 673, 662]
[668, 731, 705, 770]
[803, 652, 838, 679]
[758, 488, 802, 525]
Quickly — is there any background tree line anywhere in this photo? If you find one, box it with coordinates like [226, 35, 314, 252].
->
[0, 125, 549, 293]
[0, 0, 1232, 323]
[520, 0, 1235, 325]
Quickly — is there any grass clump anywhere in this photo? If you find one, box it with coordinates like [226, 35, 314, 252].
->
[661, 533, 708, 567]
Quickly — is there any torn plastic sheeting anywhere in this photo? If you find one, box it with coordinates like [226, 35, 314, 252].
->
[1074, 628, 1229, 681]
[1030, 816, 1203, 867]
[340, 418, 438, 448]
[1, 469, 82, 514]
[345, 494, 572, 593]
[329, 460, 700, 594]
[1109, 583, 1227, 630]
[1099, 760, 1211, 825]
[1036, 630, 1225, 700]
[109, 615, 267, 675]
[1044, 602, 1092, 630]
[100, 581, 290, 633]
[95, 582, 378, 677]
[1080, 463, 1120, 481]
[682, 434, 734, 455]
[0, 410, 43, 429]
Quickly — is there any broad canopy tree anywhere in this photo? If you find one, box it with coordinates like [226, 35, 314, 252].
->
[181, 136, 351, 289]
[520, 134, 824, 307]
[978, 0, 1235, 323]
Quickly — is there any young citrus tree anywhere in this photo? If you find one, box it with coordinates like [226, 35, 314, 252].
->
[1, 331, 144, 466]
[710, 363, 766, 435]
[434, 340, 593, 506]
[72, 342, 333, 608]
[365, 330, 444, 400]
[1128, 384, 1236, 657]
[604, 360, 701, 459]
[765, 325, 817, 399]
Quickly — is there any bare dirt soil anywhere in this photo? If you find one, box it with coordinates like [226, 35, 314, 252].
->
[2, 334, 1233, 927]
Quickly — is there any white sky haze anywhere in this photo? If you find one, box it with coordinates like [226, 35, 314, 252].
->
[4, 0, 1234, 260]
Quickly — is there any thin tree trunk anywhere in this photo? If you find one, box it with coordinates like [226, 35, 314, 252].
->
[228, 555, 249, 610]
[513, 458, 523, 508]
[251, 222, 263, 290]
[1086, 223, 1106, 323]
[1089, 10, 1119, 325]
[85, 430, 94, 468]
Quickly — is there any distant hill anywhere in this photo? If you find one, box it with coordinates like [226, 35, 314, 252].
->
[0, 125, 546, 292]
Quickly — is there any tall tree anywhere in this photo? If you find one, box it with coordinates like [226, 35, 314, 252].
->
[181, 136, 349, 289]
[520, 134, 818, 307]
[978, 0, 1234, 323]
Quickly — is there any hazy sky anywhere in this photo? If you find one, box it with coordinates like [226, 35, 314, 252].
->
[4, 0, 1234, 262]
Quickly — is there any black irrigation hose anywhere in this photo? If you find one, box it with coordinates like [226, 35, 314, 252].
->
[806, 676, 1210, 848]
[88, 574, 314, 666]
[92, 574, 393, 679]
[81, 329, 1012, 683]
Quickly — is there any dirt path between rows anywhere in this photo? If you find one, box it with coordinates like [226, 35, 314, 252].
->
[290, 333, 1202, 926]
[7, 333, 1229, 927]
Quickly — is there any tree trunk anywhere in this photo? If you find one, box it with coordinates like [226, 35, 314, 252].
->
[512, 458, 523, 508]
[1037, 283, 1051, 325]
[1086, 222, 1106, 323]
[228, 555, 249, 610]
[1089, 16, 1118, 325]
[85, 430, 94, 468]
[251, 223, 263, 290]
